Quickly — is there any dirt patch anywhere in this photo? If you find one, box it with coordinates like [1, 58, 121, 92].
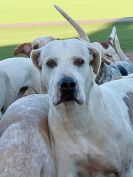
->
[0, 17, 133, 29]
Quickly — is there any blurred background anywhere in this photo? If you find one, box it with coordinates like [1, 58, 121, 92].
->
[0, 0, 133, 60]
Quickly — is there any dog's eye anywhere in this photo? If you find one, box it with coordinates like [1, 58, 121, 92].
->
[32, 45, 39, 50]
[74, 59, 84, 67]
[46, 59, 57, 68]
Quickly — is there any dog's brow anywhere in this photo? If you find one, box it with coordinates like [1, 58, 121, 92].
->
[71, 56, 85, 61]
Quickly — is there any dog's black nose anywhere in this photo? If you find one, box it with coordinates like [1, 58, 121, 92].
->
[59, 76, 76, 90]
[58, 76, 77, 103]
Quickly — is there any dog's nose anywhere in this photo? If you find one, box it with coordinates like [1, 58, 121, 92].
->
[59, 76, 76, 90]
[58, 76, 77, 103]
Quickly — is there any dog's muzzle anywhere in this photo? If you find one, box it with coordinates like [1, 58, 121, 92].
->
[57, 76, 78, 104]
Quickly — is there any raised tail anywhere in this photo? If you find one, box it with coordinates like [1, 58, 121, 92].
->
[115, 34, 128, 61]
[107, 26, 116, 46]
[54, 4, 90, 42]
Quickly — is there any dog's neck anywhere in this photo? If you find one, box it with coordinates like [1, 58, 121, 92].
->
[48, 82, 106, 151]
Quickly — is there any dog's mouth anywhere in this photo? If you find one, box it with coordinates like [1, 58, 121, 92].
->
[59, 88, 77, 103]
[57, 89, 82, 105]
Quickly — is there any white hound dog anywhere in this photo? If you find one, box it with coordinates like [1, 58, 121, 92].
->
[1, 5, 133, 177]
[1, 38, 133, 177]
[32, 38, 133, 177]
[0, 57, 41, 116]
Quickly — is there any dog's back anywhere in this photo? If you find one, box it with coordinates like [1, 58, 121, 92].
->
[0, 57, 34, 85]
[0, 57, 41, 93]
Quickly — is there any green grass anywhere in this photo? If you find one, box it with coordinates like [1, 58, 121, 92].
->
[0, 0, 133, 24]
[0, 22, 133, 60]
[0, 0, 133, 60]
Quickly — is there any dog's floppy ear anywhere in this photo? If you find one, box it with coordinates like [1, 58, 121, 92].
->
[31, 49, 41, 70]
[13, 43, 32, 57]
[89, 47, 101, 75]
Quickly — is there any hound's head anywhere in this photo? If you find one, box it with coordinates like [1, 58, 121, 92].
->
[13, 36, 55, 57]
[31, 39, 101, 105]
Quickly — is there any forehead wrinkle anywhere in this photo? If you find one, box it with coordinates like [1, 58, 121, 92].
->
[67, 39, 89, 55]
[71, 55, 85, 61]
[41, 39, 89, 61]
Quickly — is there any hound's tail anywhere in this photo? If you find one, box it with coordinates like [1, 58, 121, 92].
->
[107, 26, 116, 46]
[54, 4, 90, 42]
[115, 34, 128, 61]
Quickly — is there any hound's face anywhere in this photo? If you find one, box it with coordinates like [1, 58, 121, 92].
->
[13, 36, 55, 57]
[32, 39, 101, 105]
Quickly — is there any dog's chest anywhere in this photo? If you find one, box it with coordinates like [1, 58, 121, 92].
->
[49, 106, 125, 176]
[51, 129, 118, 177]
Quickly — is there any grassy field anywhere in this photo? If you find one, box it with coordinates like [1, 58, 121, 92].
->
[0, 0, 133, 24]
[0, 0, 133, 60]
